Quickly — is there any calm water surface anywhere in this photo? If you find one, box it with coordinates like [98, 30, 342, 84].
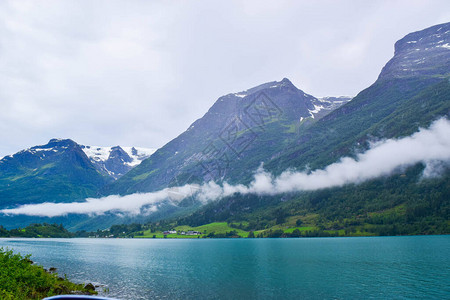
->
[0, 236, 448, 299]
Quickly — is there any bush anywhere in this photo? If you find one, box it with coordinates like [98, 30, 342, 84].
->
[0, 248, 96, 299]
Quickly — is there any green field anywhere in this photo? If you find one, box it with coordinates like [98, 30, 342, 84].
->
[134, 220, 387, 239]
[138, 222, 248, 238]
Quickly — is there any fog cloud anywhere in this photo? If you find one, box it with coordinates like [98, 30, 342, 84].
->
[2, 118, 449, 217]
[196, 118, 450, 200]
[0, 185, 198, 218]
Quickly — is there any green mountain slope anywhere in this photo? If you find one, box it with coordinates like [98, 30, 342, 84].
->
[267, 22, 450, 173]
[177, 81, 450, 234]
[177, 166, 449, 236]
[0, 139, 157, 230]
[171, 22, 450, 234]
[0, 139, 112, 207]
[268, 77, 450, 174]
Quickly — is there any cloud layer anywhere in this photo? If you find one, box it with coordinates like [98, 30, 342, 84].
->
[1, 1, 449, 157]
[2, 118, 449, 217]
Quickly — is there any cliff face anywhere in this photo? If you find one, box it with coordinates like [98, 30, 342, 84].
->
[378, 22, 450, 80]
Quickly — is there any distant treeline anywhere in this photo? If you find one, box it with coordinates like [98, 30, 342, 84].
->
[0, 223, 73, 238]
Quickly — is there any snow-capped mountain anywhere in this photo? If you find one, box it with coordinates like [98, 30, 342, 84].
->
[104, 77, 352, 195]
[232, 80, 351, 122]
[0, 138, 156, 229]
[0, 138, 111, 208]
[81, 145, 156, 179]
[0, 139, 156, 183]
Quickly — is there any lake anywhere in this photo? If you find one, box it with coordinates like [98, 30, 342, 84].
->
[0, 236, 449, 299]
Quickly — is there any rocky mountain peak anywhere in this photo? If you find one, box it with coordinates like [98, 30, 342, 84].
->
[109, 146, 133, 163]
[394, 22, 450, 55]
[231, 78, 297, 99]
[378, 22, 450, 80]
[46, 138, 78, 148]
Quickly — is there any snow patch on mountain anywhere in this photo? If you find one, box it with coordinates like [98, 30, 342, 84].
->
[82, 146, 111, 162]
[437, 43, 450, 49]
[82, 145, 156, 167]
[122, 147, 157, 167]
[234, 93, 246, 98]
[308, 103, 324, 118]
[307, 96, 353, 119]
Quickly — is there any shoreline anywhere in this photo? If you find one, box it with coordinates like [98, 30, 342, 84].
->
[1, 233, 448, 239]
[0, 247, 97, 298]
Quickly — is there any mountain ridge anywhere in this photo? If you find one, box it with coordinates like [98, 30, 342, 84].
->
[103, 78, 351, 196]
[378, 22, 450, 80]
[174, 22, 450, 234]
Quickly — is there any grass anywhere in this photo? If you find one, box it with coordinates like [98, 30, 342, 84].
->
[193, 222, 245, 235]
[132, 169, 158, 181]
[283, 123, 298, 133]
[368, 204, 407, 217]
[0, 247, 96, 299]
[134, 206, 427, 239]
[137, 222, 249, 238]
[284, 226, 317, 233]
[135, 220, 381, 239]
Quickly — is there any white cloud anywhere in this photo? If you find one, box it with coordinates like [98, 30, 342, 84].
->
[194, 118, 450, 200]
[1, 185, 199, 218]
[3, 118, 449, 217]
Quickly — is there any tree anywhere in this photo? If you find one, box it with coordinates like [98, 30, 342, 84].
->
[291, 229, 301, 237]
[268, 229, 284, 238]
[275, 209, 287, 225]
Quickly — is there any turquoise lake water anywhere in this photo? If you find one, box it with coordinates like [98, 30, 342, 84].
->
[0, 236, 449, 299]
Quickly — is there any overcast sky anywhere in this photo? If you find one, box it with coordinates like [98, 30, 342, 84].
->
[0, 0, 448, 157]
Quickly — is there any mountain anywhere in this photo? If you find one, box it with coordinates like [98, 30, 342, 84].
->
[2, 22, 448, 235]
[176, 22, 450, 235]
[378, 23, 450, 80]
[0, 139, 110, 207]
[0, 83, 349, 230]
[105, 23, 449, 199]
[266, 22, 450, 173]
[0, 139, 156, 230]
[99, 23, 449, 234]
[103, 78, 351, 196]
[81, 145, 156, 179]
[0, 139, 155, 207]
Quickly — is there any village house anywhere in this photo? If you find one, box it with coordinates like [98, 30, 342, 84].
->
[186, 231, 202, 235]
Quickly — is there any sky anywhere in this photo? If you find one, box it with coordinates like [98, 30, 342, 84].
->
[0, 0, 449, 157]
